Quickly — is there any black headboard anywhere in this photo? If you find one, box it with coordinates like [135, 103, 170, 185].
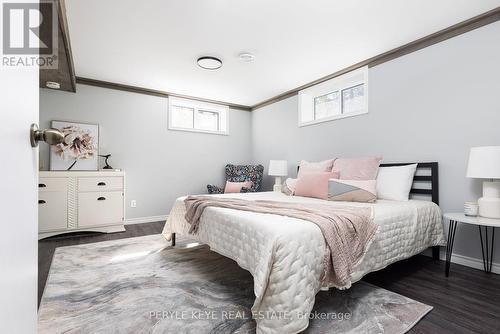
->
[380, 162, 439, 205]
[297, 162, 439, 205]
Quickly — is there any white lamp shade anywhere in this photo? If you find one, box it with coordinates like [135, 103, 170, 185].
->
[268, 160, 288, 176]
[466, 146, 500, 179]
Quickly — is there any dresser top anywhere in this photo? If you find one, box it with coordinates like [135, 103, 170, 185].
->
[40, 170, 125, 177]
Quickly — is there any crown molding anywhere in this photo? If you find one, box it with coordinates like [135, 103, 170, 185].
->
[75, 77, 252, 112]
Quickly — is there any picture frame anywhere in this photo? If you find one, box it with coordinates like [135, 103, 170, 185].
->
[50, 120, 99, 171]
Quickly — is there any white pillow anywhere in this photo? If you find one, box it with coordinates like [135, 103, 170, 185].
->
[376, 164, 417, 201]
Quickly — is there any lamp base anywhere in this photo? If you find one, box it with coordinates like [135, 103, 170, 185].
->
[479, 181, 500, 218]
[478, 197, 500, 218]
[273, 176, 283, 192]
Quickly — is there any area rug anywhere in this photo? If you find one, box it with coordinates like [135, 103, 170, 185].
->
[38, 234, 432, 333]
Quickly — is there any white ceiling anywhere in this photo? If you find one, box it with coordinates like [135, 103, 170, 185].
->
[65, 0, 500, 107]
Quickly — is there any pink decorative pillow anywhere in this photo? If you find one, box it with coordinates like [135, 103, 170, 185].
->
[297, 159, 334, 178]
[224, 181, 253, 193]
[294, 172, 331, 199]
[333, 156, 382, 180]
[330, 169, 341, 179]
[283, 171, 340, 196]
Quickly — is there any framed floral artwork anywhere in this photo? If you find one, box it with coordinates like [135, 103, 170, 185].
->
[50, 120, 99, 171]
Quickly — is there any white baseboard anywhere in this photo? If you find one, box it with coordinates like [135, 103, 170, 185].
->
[424, 248, 500, 274]
[125, 215, 168, 225]
[441, 250, 500, 274]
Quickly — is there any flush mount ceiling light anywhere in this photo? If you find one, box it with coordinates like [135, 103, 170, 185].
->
[238, 52, 255, 62]
[45, 81, 61, 89]
[197, 56, 222, 70]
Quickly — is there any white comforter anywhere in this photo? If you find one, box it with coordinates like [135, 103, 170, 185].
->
[163, 192, 446, 334]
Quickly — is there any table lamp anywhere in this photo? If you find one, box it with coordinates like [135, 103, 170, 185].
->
[268, 160, 288, 192]
[466, 146, 500, 218]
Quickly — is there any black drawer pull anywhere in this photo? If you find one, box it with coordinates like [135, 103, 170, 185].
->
[38, 200, 46, 204]
[97, 182, 106, 186]
[39, 184, 46, 188]
[97, 197, 106, 201]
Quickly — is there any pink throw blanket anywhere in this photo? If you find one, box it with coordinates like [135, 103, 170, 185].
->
[184, 196, 378, 289]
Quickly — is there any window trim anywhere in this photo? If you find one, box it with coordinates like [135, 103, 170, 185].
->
[298, 66, 368, 127]
[168, 97, 229, 135]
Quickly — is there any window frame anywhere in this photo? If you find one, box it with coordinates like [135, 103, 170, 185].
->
[313, 90, 340, 120]
[194, 109, 220, 132]
[168, 97, 229, 135]
[341, 83, 365, 115]
[298, 66, 368, 127]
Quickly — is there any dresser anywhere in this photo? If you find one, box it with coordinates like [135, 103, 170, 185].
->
[38, 171, 126, 239]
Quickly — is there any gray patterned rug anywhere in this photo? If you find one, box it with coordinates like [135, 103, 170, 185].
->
[39, 234, 432, 334]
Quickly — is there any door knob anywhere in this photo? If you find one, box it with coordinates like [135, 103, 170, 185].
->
[30, 123, 64, 147]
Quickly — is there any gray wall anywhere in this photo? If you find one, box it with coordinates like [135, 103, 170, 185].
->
[40, 85, 252, 219]
[252, 22, 500, 263]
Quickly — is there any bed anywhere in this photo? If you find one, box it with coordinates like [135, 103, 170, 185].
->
[162, 162, 446, 334]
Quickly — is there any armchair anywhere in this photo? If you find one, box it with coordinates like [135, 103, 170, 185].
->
[207, 164, 264, 194]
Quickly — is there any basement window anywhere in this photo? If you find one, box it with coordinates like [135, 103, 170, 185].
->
[298, 66, 368, 126]
[168, 97, 228, 135]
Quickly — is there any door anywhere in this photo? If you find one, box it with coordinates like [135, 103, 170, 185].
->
[0, 13, 38, 334]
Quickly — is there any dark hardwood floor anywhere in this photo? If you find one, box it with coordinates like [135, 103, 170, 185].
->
[364, 257, 500, 333]
[39, 222, 500, 333]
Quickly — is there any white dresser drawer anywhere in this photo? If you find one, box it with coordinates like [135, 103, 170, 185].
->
[78, 177, 123, 192]
[78, 192, 124, 227]
[39, 177, 68, 192]
[39, 192, 68, 232]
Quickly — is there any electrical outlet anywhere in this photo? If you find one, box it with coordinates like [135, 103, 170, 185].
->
[130, 200, 137, 208]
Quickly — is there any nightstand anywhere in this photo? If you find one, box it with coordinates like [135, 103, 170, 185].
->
[443, 213, 500, 276]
